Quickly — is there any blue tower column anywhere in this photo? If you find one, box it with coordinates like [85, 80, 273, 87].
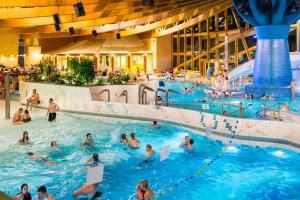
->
[245, 25, 292, 97]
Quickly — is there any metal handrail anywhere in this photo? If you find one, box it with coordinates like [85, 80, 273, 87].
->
[257, 102, 285, 120]
[142, 91, 147, 104]
[139, 84, 155, 104]
[99, 89, 110, 102]
[222, 102, 246, 118]
[155, 88, 181, 106]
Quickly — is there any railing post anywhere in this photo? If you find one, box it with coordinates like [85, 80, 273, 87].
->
[166, 90, 169, 107]
[4, 71, 10, 119]
[278, 103, 280, 121]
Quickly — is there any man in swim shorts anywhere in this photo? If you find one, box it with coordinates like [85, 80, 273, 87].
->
[47, 98, 59, 122]
[145, 144, 155, 158]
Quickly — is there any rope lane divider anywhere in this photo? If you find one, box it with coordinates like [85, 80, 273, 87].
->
[154, 131, 237, 199]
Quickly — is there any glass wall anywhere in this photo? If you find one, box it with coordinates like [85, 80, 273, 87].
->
[171, 6, 300, 77]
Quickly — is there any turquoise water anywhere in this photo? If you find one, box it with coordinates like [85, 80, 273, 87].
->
[1, 113, 300, 199]
[159, 81, 300, 118]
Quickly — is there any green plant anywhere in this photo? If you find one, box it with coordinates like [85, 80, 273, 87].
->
[109, 73, 130, 85]
[37, 62, 45, 74]
[96, 78, 105, 86]
[78, 59, 96, 84]
[67, 57, 80, 76]
[65, 74, 74, 85]
[73, 77, 85, 86]
[45, 64, 53, 81]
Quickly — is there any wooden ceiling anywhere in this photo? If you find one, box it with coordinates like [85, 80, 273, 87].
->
[0, 0, 232, 39]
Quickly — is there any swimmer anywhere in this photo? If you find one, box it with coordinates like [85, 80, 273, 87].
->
[150, 121, 158, 126]
[37, 186, 55, 200]
[19, 131, 29, 144]
[120, 133, 130, 145]
[129, 132, 140, 149]
[136, 180, 154, 200]
[222, 111, 227, 116]
[50, 140, 58, 149]
[83, 133, 95, 145]
[73, 183, 102, 200]
[145, 144, 155, 158]
[21, 110, 31, 123]
[179, 136, 190, 147]
[15, 183, 32, 200]
[193, 99, 207, 103]
[187, 139, 194, 150]
[86, 153, 100, 167]
[27, 152, 57, 167]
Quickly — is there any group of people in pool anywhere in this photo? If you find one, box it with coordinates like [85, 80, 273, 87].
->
[15, 119, 192, 200]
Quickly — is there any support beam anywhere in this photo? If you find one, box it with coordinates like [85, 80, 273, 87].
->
[4, 72, 10, 119]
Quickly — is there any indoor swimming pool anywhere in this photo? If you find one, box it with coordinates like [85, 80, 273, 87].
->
[159, 81, 300, 119]
[1, 113, 300, 199]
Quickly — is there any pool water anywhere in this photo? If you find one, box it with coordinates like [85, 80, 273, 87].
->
[159, 81, 300, 118]
[1, 113, 300, 199]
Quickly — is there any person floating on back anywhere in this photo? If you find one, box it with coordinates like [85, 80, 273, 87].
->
[46, 98, 59, 122]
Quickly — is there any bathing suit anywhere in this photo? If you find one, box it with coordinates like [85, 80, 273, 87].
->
[23, 118, 31, 123]
[137, 191, 145, 200]
[48, 113, 56, 122]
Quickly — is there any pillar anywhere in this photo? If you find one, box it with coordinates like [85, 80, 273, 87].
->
[4, 72, 10, 119]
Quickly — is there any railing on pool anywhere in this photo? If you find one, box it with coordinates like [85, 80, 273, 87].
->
[256, 102, 285, 121]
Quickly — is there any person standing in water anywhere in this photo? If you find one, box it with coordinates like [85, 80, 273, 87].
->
[46, 98, 59, 122]
[15, 183, 32, 200]
[291, 79, 296, 98]
[19, 131, 30, 144]
[136, 180, 154, 200]
[129, 132, 140, 149]
[37, 186, 55, 200]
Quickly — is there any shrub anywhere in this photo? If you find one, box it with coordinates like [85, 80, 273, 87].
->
[78, 59, 96, 84]
[96, 78, 105, 86]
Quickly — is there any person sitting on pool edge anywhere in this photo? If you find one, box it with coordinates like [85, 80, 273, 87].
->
[136, 179, 154, 200]
[73, 183, 102, 200]
[15, 183, 32, 200]
[86, 153, 100, 167]
[26, 89, 40, 111]
[83, 133, 95, 145]
[12, 108, 24, 124]
[120, 133, 130, 145]
[37, 185, 55, 200]
[179, 136, 190, 147]
[21, 110, 31, 123]
[19, 131, 30, 144]
[187, 139, 194, 151]
[129, 132, 140, 149]
[145, 144, 156, 159]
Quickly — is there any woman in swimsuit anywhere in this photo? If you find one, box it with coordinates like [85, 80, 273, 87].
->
[19, 131, 29, 144]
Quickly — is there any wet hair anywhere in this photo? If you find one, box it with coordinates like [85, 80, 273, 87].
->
[185, 136, 189, 140]
[21, 183, 28, 190]
[146, 144, 152, 150]
[37, 185, 47, 193]
[189, 139, 194, 145]
[23, 131, 29, 142]
[140, 180, 148, 189]
[49, 98, 53, 102]
[121, 133, 126, 140]
[24, 110, 29, 114]
[50, 141, 57, 147]
[92, 153, 99, 162]
[86, 133, 92, 137]
[33, 89, 36, 92]
[153, 121, 157, 125]
[19, 108, 23, 112]
[130, 132, 135, 139]
[27, 152, 34, 156]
